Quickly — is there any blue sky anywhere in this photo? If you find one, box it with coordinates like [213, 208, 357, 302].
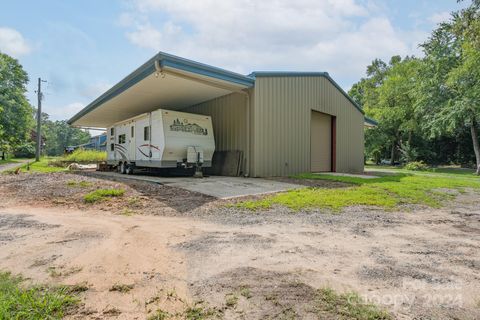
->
[0, 0, 467, 123]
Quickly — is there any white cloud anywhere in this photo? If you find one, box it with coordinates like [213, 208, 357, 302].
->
[120, 0, 430, 86]
[79, 82, 112, 99]
[47, 102, 85, 121]
[0, 27, 31, 57]
[428, 11, 451, 25]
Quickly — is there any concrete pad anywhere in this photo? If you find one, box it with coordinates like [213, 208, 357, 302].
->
[89, 171, 304, 199]
[313, 172, 380, 179]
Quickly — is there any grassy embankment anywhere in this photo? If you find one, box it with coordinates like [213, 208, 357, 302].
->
[237, 167, 480, 211]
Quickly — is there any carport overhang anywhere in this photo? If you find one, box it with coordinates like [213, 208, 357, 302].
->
[68, 52, 255, 128]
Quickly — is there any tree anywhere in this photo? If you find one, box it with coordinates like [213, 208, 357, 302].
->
[42, 115, 90, 156]
[0, 52, 35, 154]
[350, 56, 422, 164]
[416, 0, 480, 174]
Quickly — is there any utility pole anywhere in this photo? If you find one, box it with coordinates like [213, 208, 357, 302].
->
[35, 78, 46, 161]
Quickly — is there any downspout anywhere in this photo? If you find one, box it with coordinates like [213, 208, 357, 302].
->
[240, 89, 251, 177]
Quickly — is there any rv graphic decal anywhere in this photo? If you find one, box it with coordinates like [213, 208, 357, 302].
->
[170, 118, 208, 135]
[137, 144, 161, 158]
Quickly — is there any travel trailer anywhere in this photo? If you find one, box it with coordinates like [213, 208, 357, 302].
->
[107, 109, 215, 175]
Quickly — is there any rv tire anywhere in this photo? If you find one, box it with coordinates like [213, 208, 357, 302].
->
[126, 164, 134, 175]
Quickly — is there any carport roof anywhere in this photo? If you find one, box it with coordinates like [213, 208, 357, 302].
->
[68, 52, 255, 128]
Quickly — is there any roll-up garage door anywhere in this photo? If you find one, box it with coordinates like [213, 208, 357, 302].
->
[310, 111, 332, 172]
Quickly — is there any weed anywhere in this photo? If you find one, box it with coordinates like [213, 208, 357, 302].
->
[315, 287, 391, 319]
[84, 188, 125, 203]
[119, 208, 135, 216]
[109, 283, 134, 293]
[66, 180, 93, 188]
[225, 293, 238, 308]
[0, 271, 79, 319]
[47, 266, 83, 278]
[148, 309, 170, 320]
[239, 286, 252, 299]
[127, 196, 141, 206]
[184, 301, 220, 319]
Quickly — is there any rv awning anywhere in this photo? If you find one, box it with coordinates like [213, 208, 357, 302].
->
[68, 52, 255, 128]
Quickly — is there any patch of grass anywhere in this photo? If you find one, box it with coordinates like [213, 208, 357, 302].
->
[184, 301, 220, 319]
[109, 283, 134, 293]
[0, 158, 17, 165]
[237, 170, 480, 211]
[84, 188, 125, 203]
[66, 180, 93, 188]
[225, 293, 238, 308]
[119, 208, 135, 216]
[315, 288, 391, 319]
[63, 149, 106, 162]
[239, 286, 252, 299]
[5, 158, 67, 174]
[148, 309, 171, 320]
[0, 271, 78, 319]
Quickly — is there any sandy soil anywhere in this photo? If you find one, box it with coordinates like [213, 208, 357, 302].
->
[0, 173, 479, 319]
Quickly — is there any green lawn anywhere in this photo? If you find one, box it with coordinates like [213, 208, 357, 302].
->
[0, 159, 18, 165]
[237, 168, 480, 211]
[3, 157, 66, 174]
[0, 272, 79, 319]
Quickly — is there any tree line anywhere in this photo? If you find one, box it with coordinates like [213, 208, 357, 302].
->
[350, 0, 480, 174]
[0, 52, 90, 158]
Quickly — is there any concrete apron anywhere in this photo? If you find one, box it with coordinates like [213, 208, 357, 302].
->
[87, 171, 305, 199]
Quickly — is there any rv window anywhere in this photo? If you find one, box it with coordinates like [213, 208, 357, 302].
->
[131, 126, 134, 138]
[110, 143, 114, 151]
[110, 128, 114, 136]
[118, 134, 126, 144]
[144, 126, 150, 141]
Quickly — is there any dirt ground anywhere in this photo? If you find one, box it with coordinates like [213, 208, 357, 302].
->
[0, 172, 479, 319]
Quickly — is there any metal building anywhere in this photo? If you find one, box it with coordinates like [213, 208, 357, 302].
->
[68, 52, 368, 177]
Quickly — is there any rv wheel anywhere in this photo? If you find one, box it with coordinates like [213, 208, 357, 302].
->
[126, 164, 134, 175]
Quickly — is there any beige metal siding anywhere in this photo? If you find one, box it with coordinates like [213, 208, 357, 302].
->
[184, 92, 249, 174]
[310, 111, 331, 172]
[251, 76, 364, 177]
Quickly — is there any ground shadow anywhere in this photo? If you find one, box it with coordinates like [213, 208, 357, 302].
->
[76, 171, 216, 213]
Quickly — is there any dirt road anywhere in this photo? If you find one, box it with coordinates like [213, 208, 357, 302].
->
[0, 173, 479, 319]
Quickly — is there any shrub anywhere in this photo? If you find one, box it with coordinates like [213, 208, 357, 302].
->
[63, 149, 106, 162]
[84, 189, 124, 203]
[404, 161, 428, 171]
[13, 143, 35, 158]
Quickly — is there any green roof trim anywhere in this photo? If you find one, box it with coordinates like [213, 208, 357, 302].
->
[364, 116, 378, 126]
